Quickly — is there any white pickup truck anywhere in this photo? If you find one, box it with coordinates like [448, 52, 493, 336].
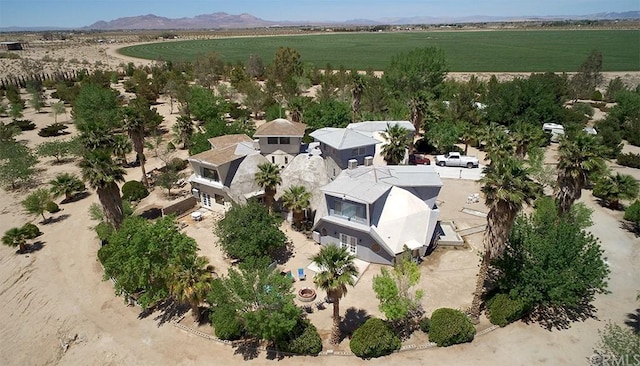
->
[435, 152, 480, 168]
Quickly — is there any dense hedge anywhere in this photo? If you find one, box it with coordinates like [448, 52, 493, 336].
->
[624, 200, 640, 228]
[21, 223, 42, 238]
[487, 293, 526, 327]
[210, 305, 243, 341]
[617, 153, 640, 169]
[419, 317, 431, 333]
[277, 319, 322, 355]
[429, 308, 476, 347]
[349, 318, 401, 359]
[167, 157, 188, 172]
[121, 180, 149, 202]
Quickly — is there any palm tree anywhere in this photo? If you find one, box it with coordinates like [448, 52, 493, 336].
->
[481, 123, 514, 162]
[510, 121, 544, 160]
[381, 123, 411, 165]
[2, 227, 27, 253]
[79, 150, 126, 229]
[122, 98, 150, 186]
[254, 163, 282, 213]
[310, 244, 359, 344]
[593, 172, 640, 210]
[556, 133, 606, 215]
[112, 134, 132, 165]
[169, 256, 214, 322]
[172, 114, 194, 150]
[50, 173, 86, 202]
[50, 101, 66, 123]
[281, 185, 312, 229]
[469, 155, 542, 320]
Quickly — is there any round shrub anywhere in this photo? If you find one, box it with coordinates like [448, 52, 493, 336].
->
[591, 90, 603, 101]
[121, 180, 149, 202]
[349, 318, 401, 359]
[167, 157, 187, 172]
[624, 200, 640, 225]
[487, 293, 526, 327]
[211, 305, 243, 341]
[280, 321, 323, 355]
[45, 201, 60, 213]
[429, 308, 476, 347]
[21, 223, 42, 239]
[419, 317, 431, 333]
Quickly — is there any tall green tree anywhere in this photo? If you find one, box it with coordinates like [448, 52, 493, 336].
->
[281, 185, 312, 230]
[570, 50, 603, 100]
[79, 150, 125, 229]
[122, 97, 162, 187]
[172, 114, 194, 150]
[381, 123, 411, 165]
[22, 188, 54, 222]
[310, 244, 359, 344]
[169, 256, 214, 322]
[555, 133, 606, 215]
[98, 216, 199, 309]
[269, 47, 303, 99]
[208, 265, 302, 344]
[0, 142, 38, 189]
[383, 47, 448, 151]
[593, 172, 639, 210]
[255, 162, 282, 213]
[494, 197, 609, 316]
[50, 101, 67, 124]
[350, 72, 365, 122]
[470, 155, 542, 320]
[72, 83, 120, 151]
[214, 200, 287, 262]
[49, 173, 86, 202]
[36, 139, 73, 163]
[373, 249, 424, 324]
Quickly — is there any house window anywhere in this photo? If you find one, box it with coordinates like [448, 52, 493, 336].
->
[202, 193, 211, 207]
[284, 156, 288, 164]
[279, 137, 290, 144]
[267, 137, 278, 144]
[340, 233, 357, 254]
[333, 200, 367, 224]
[202, 168, 219, 182]
[271, 156, 275, 164]
[351, 147, 366, 157]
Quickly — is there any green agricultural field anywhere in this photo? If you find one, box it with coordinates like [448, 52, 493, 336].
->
[119, 30, 640, 72]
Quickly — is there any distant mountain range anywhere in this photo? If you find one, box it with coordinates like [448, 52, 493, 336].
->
[1, 11, 639, 32]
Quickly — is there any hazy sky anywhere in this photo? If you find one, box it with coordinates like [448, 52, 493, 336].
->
[1, 0, 638, 28]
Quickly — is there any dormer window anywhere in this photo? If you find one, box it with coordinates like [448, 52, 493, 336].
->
[202, 167, 219, 182]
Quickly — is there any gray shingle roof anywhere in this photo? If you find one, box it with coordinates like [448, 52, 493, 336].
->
[310, 128, 379, 150]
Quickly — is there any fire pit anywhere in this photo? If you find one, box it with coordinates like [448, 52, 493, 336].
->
[297, 287, 316, 302]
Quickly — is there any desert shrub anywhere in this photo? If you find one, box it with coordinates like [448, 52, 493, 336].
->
[0, 52, 20, 59]
[210, 305, 243, 341]
[624, 200, 640, 228]
[429, 308, 476, 347]
[8, 119, 36, 131]
[419, 317, 431, 333]
[617, 152, 640, 169]
[167, 157, 187, 172]
[95, 222, 114, 242]
[277, 319, 322, 355]
[121, 180, 149, 202]
[349, 318, 401, 359]
[591, 101, 608, 112]
[38, 123, 69, 137]
[591, 90, 603, 101]
[572, 102, 595, 117]
[167, 141, 176, 151]
[45, 201, 60, 213]
[21, 223, 42, 238]
[487, 293, 526, 327]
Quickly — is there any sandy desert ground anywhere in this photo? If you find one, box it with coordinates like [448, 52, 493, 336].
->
[0, 40, 638, 365]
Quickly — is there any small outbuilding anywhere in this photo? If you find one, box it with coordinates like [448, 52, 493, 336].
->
[0, 42, 25, 51]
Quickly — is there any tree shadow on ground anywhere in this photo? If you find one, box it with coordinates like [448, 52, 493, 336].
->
[61, 191, 90, 204]
[620, 221, 640, 237]
[137, 298, 189, 326]
[523, 300, 598, 331]
[139, 207, 162, 220]
[47, 214, 70, 224]
[20, 241, 45, 254]
[233, 338, 261, 360]
[271, 240, 294, 265]
[51, 157, 76, 165]
[339, 307, 370, 342]
[265, 347, 293, 361]
[625, 308, 640, 334]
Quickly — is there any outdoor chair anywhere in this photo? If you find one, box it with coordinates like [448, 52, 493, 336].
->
[297, 268, 306, 280]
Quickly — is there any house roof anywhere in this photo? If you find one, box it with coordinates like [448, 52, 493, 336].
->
[343, 165, 443, 188]
[254, 118, 307, 137]
[207, 134, 253, 149]
[346, 121, 415, 135]
[190, 134, 256, 166]
[310, 128, 379, 150]
[321, 173, 390, 204]
[371, 186, 434, 255]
